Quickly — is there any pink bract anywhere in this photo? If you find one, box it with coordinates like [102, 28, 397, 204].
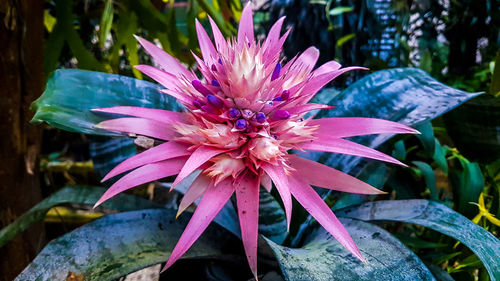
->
[93, 4, 418, 279]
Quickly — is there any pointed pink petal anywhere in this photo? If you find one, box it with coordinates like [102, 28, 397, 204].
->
[288, 175, 364, 262]
[135, 36, 192, 77]
[299, 66, 367, 103]
[159, 89, 193, 105]
[163, 178, 235, 271]
[261, 172, 272, 192]
[287, 155, 385, 194]
[92, 106, 186, 124]
[195, 19, 217, 63]
[301, 137, 406, 166]
[235, 172, 260, 280]
[208, 16, 227, 54]
[176, 173, 211, 217]
[308, 117, 419, 138]
[95, 117, 177, 140]
[312, 60, 342, 77]
[261, 164, 292, 231]
[262, 16, 285, 53]
[294, 46, 320, 73]
[102, 141, 190, 182]
[238, 4, 254, 45]
[94, 157, 187, 207]
[286, 104, 334, 116]
[134, 65, 178, 89]
[171, 146, 227, 190]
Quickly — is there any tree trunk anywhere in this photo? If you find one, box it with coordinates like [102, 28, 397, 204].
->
[0, 1, 44, 280]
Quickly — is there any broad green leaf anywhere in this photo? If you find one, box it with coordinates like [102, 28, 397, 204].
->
[16, 209, 240, 281]
[415, 121, 435, 156]
[433, 139, 448, 173]
[258, 189, 287, 244]
[31, 69, 182, 135]
[99, 0, 114, 49]
[266, 218, 434, 281]
[311, 68, 482, 174]
[412, 161, 438, 201]
[329, 6, 354, 16]
[89, 137, 137, 179]
[336, 200, 500, 280]
[450, 159, 484, 217]
[392, 140, 406, 161]
[0, 186, 160, 248]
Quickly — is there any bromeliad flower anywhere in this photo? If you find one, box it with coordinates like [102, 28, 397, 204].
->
[92, 4, 418, 279]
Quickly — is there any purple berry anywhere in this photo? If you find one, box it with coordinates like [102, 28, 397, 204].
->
[206, 94, 223, 108]
[192, 80, 212, 96]
[255, 112, 266, 123]
[271, 62, 281, 81]
[235, 119, 248, 130]
[193, 99, 203, 109]
[229, 108, 241, 118]
[274, 110, 290, 120]
[281, 90, 290, 100]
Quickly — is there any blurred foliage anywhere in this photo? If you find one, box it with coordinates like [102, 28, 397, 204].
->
[43, 0, 242, 79]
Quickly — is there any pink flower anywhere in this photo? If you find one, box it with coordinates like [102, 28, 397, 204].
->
[93, 4, 418, 279]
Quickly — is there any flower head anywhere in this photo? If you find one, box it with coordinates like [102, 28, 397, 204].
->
[93, 4, 418, 279]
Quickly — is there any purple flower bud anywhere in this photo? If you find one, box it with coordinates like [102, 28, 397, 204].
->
[229, 108, 241, 118]
[265, 101, 274, 107]
[255, 112, 266, 123]
[211, 64, 217, 71]
[271, 62, 281, 81]
[206, 94, 223, 108]
[235, 119, 248, 130]
[192, 80, 212, 96]
[212, 80, 220, 87]
[281, 90, 290, 100]
[218, 58, 223, 65]
[201, 105, 216, 114]
[273, 96, 284, 102]
[274, 110, 290, 120]
[193, 99, 203, 109]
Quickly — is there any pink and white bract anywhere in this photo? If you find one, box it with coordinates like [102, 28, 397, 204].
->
[93, 4, 418, 279]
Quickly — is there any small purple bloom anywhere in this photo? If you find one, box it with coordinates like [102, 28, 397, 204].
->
[235, 119, 248, 129]
[192, 80, 212, 96]
[211, 64, 217, 71]
[193, 99, 203, 109]
[273, 96, 284, 102]
[271, 62, 281, 81]
[274, 110, 290, 120]
[212, 80, 220, 87]
[206, 94, 223, 108]
[255, 112, 266, 123]
[229, 108, 241, 118]
[281, 90, 290, 100]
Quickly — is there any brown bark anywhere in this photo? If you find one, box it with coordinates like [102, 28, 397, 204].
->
[0, 0, 45, 280]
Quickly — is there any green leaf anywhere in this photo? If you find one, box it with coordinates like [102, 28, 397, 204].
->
[43, 10, 57, 32]
[433, 139, 448, 173]
[31, 69, 183, 135]
[336, 33, 355, 47]
[450, 159, 484, 217]
[0, 186, 160, 248]
[89, 137, 137, 179]
[312, 68, 482, 174]
[16, 209, 240, 281]
[392, 140, 406, 161]
[490, 51, 500, 96]
[329, 6, 354, 16]
[266, 218, 434, 281]
[337, 200, 500, 280]
[258, 189, 287, 244]
[99, 0, 114, 49]
[412, 161, 438, 201]
[415, 121, 435, 156]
